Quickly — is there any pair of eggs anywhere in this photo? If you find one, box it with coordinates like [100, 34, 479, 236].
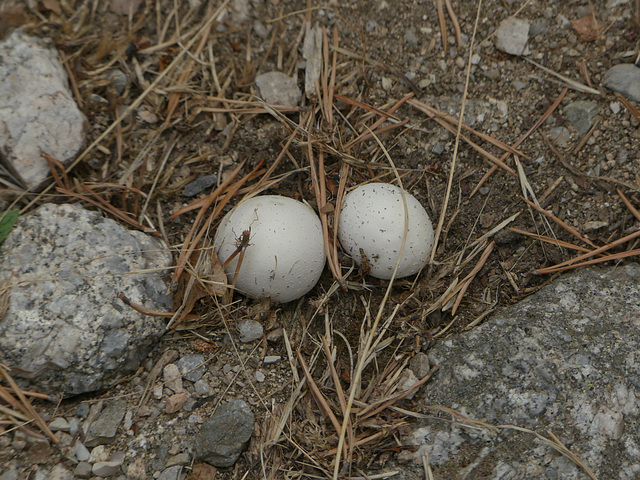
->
[213, 183, 435, 302]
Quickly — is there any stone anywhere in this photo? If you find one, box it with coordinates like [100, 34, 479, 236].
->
[409, 352, 431, 379]
[92, 451, 124, 477]
[197, 400, 255, 467]
[602, 64, 640, 102]
[255, 72, 302, 107]
[237, 319, 263, 343]
[396, 369, 419, 400]
[88, 445, 110, 463]
[48, 417, 70, 432]
[0, 203, 171, 396]
[563, 100, 599, 135]
[165, 392, 188, 414]
[106, 69, 128, 95]
[157, 465, 182, 480]
[0, 467, 18, 480]
[494, 18, 530, 56]
[85, 400, 127, 447]
[163, 364, 183, 393]
[125, 456, 146, 480]
[182, 174, 218, 197]
[264, 355, 281, 364]
[72, 440, 90, 462]
[0, 30, 86, 189]
[548, 126, 571, 148]
[73, 462, 92, 479]
[166, 452, 191, 467]
[409, 264, 640, 479]
[194, 379, 211, 397]
[176, 354, 206, 382]
[109, 0, 143, 15]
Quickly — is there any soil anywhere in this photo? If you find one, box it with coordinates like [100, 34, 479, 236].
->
[1, 0, 640, 479]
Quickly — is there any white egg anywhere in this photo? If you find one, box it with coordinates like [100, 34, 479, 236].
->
[214, 195, 325, 302]
[338, 183, 434, 279]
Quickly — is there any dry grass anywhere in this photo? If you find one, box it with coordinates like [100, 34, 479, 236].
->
[2, 0, 637, 478]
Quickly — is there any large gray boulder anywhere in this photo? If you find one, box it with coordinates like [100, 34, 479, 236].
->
[407, 264, 640, 480]
[0, 30, 86, 189]
[0, 203, 171, 395]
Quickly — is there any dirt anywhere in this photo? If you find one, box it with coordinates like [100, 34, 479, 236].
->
[1, 0, 640, 479]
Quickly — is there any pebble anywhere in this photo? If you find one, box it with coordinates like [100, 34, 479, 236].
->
[602, 64, 640, 102]
[48, 417, 70, 432]
[264, 355, 281, 364]
[73, 462, 92, 479]
[72, 440, 91, 462]
[431, 142, 445, 155]
[89, 445, 109, 464]
[92, 451, 124, 477]
[106, 69, 127, 95]
[157, 465, 183, 480]
[403, 28, 418, 47]
[125, 457, 146, 480]
[182, 174, 218, 197]
[0, 467, 18, 480]
[163, 364, 184, 393]
[470, 53, 481, 65]
[494, 18, 530, 56]
[396, 369, 420, 399]
[253, 21, 269, 39]
[255, 71, 302, 107]
[194, 379, 211, 396]
[196, 400, 255, 467]
[153, 383, 164, 399]
[256, 371, 266, 382]
[610, 102, 621, 114]
[563, 100, 599, 135]
[177, 354, 207, 382]
[165, 392, 188, 414]
[86, 400, 128, 447]
[366, 20, 379, 32]
[548, 126, 571, 149]
[166, 452, 191, 467]
[237, 319, 264, 343]
[409, 352, 431, 379]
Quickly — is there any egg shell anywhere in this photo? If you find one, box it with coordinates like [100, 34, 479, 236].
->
[338, 183, 434, 279]
[214, 195, 325, 303]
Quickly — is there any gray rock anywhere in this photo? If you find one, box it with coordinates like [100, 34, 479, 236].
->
[85, 400, 127, 447]
[163, 364, 184, 393]
[409, 352, 430, 379]
[73, 462, 92, 479]
[0, 203, 171, 396]
[182, 174, 218, 197]
[0, 467, 18, 480]
[166, 452, 191, 467]
[194, 379, 211, 396]
[48, 417, 70, 432]
[602, 64, 640, 102]
[264, 355, 281, 364]
[237, 319, 263, 343]
[548, 126, 571, 148]
[92, 455, 123, 477]
[157, 465, 182, 480]
[410, 264, 640, 479]
[0, 30, 86, 189]
[255, 72, 302, 107]
[494, 18, 530, 56]
[176, 354, 206, 382]
[197, 400, 255, 467]
[564, 100, 599, 135]
[403, 29, 418, 47]
[106, 69, 128, 95]
[72, 441, 90, 462]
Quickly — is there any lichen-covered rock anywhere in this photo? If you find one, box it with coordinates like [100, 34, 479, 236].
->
[408, 264, 640, 479]
[0, 203, 171, 396]
[0, 30, 86, 189]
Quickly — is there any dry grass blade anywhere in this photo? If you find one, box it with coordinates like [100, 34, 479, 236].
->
[507, 227, 592, 253]
[429, 0, 483, 265]
[536, 248, 640, 275]
[471, 87, 567, 196]
[617, 188, 640, 222]
[0, 365, 58, 443]
[444, 0, 462, 47]
[535, 228, 640, 274]
[436, 0, 448, 56]
[519, 195, 598, 248]
[523, 57, 601, 95]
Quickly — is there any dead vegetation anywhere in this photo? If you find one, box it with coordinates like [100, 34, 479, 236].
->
[1, 0, 640, 478]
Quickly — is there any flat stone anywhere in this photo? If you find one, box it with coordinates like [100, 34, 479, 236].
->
[48, 417, 70, 432]
[564, 100, 599, 135]
[47, 464, 73, 480]
[166, 452, 191, 467]
[72, 440, 90, 462]
[165, 392, 188, 414]
[176, 354, 206, 382]
[163, 364, 183, 393]
[263, 355, 281, 364]
[408, 264, 640, 479]
[182, 174, 218, 197]
[196, 400, 255, 467]
[237, 319, 263, 343]
[73, 462, 92, 479]
[0, 30, 86, 189]
[255, 71, 302, 107]
[409, 352, 431, 379]
[0, 203, 171, 396]
[548, 126, 571, 148]
[494, 18, 530, 56]
[85, 400, 127, 447]
[602, 64, 640, 102]
[194, 379, 211, 397]
[157, 465, 183, 480]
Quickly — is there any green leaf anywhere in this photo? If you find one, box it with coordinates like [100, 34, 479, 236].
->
[0, 209, 19, 245]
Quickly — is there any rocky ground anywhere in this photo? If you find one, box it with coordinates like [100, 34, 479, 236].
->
[1, 0, 640, 479]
